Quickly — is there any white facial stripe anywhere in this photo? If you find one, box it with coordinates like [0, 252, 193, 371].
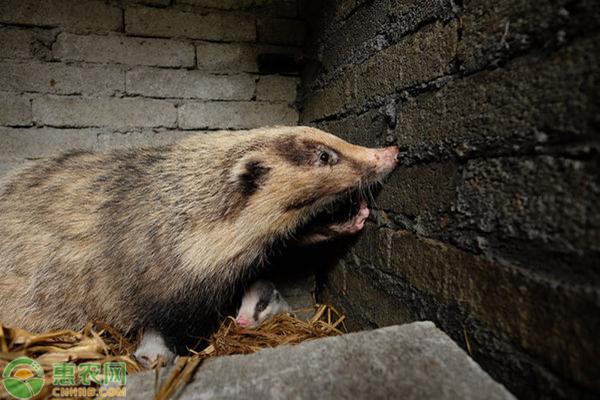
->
[236, 290, 259, 320]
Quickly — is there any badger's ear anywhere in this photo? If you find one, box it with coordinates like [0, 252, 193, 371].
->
[233, 158, 271, 197]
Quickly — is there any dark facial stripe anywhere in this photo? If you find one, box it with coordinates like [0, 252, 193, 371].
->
[274, 136, 321, 166]
[239, 160, 271, 197]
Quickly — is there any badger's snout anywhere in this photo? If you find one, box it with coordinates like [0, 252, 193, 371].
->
[235, 315, 253, 328]
[373, 146, 400, 175]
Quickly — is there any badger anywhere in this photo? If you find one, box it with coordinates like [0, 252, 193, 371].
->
[0, 126, 398, 361]
[135, 280, 291, 368]
[234, 280, 291, 328]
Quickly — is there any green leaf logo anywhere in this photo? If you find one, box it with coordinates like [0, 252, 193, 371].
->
[2, 357, 45, 399]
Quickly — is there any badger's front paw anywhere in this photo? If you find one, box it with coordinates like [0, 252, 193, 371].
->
[134, 330, 176, 369]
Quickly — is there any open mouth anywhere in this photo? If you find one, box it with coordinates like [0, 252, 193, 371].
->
[303, 187, 374, 231]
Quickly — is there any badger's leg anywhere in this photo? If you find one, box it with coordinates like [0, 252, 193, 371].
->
[298, 201, 370, 245]
[133, 329, 176, 369]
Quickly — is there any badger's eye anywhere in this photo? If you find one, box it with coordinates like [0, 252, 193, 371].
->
[316, 148, 338, 166]
[319, 151, 330, 164]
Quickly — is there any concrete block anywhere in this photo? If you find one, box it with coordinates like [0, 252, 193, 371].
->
[177, 0, 297, 16]
[0, 92, 32, 126]
[257, 17, 306, 45]
[319, 256, 416, 331]
[175, 0, 254, 9]
[33, 97, 177, 128]
[0, 28, 35, 60]
[457, 0, 600, 72]
[378, 162, 458, 219]
[0, 61, 124, 96]
[352, 20, 457, 107]
[256, 75, 298, 102]
[455, 156, 600, 254]
[301, 77, 351, 121]
[196, 42, 258, 72]
[315, 107, 389, 147]
[254, 0, 298, 17]
[129, 0, 172, 6]
[126, 68, 255, 100]
[316, 0, 453, 79]
[126, 322, 515, 400]
[0, 0, 121, 32]
[53, 33, 195, 67]
[394, 35, 600, 160]
[125, 7, 255, 41]
[303, 21, 457, 120]
[178, 101, 298, 129]
[387, 231, 600, 392]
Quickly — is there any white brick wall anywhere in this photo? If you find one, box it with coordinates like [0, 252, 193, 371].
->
[256, 75, 299, 101]
[179, 102, 298, 129]
[54, 33, 196, 67]
[125, 8, 256, 41]
[0, 0, 305, 173]
[0, 0, 121, 32]
[125, 68, 256, 100]
[196, 42, 258, 72]
[0, 61, 124, 95]
[0, 92, 32, 127]
[33, 97, 178, 128]
[0, 29, 35, 60]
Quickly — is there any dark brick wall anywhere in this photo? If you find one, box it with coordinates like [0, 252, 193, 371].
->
[299, 1, 600, 399]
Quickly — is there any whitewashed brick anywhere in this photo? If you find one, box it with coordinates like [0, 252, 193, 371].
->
[0, 0, 121, 32]
[125, 8, 255, 41]
[0, 29, 35, 60]
[54, 33, 195, 67]
[196, 42, 258, 72]
[33, 97, 177, 128]
[0, 61, 124, 96]
[175, 0, 254, 10]
[177, 0, 297, 16]
[130, 0, 172, 6]
[0, 92, 32, 126]
[256, 75, 298, 102]
[178, 101, 298, 129]
[126, 68, 255, 100]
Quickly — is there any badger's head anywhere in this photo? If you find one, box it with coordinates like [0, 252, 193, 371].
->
[227, 126, 399, 234]
[234, 280, 290, 328]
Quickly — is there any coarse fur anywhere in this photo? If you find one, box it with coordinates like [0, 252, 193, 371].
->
[0, 126, 398, 348]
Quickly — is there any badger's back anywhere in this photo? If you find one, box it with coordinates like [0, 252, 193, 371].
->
[0, 138, 248, 336]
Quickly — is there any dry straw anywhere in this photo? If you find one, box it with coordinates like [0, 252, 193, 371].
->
[0, 305, 346, 400]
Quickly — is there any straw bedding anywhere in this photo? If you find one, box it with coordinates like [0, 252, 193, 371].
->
[0, 305, 345, 400]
